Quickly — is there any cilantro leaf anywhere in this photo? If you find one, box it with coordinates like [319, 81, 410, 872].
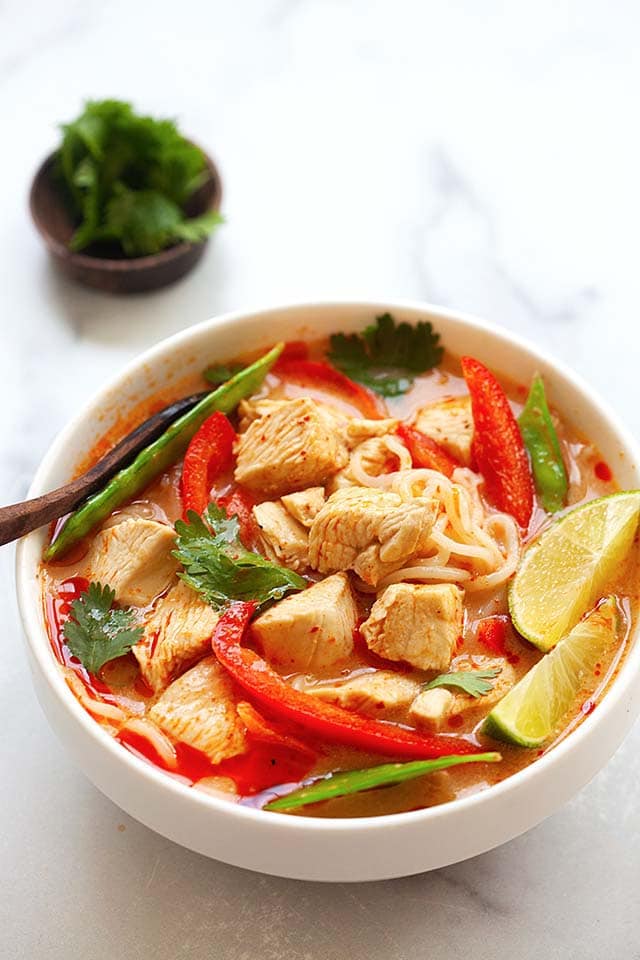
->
[99, 186, 184, 256]
[328, 313, 443, 396]
[172, 211, 224, 244]
[58, 99, 222, 256]
[423, 668, 500, 698]
[63, 582, 143, 675]
[173, 504, 306, 610]
[203, 362, 244, 386]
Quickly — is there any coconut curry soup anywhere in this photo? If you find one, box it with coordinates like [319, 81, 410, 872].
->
[41, 315, 639, 817]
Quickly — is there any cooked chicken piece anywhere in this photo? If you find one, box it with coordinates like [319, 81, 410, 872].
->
[253, 500, 309, 572]
[413, 396, 474, 466]
[234, 397, 349, 498]
[308, 487, 438, 586]
[409, 655, 516, 731]
[328, 434, 414, 493]
[281, 487, 326, 528]
[307, 670, 421, 721]
[238, 397, 291, 432]
[345, 418, 399, 445]
[133, 581, 219, 693]
[361, 583, 463, 671]
[83, 518, 178, 607]
[238, 396, 347, 434]
[450, 653, 516, 719]
[409, 688, 456, 730]
[149, 656, 247, 764]
[251, 573, 357, 671]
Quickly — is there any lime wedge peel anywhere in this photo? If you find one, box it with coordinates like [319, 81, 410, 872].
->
[483, 597, 620, 748]
[509, 491, 640, 653]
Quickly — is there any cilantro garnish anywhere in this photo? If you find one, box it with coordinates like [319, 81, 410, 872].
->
[174, 504, 306, 610]
[327, 313, 444, 396]
[63, 582, 143, 675]
[58, 99, 222, 257]
[423, 669, 500, 699]
[203, 363, 244, 386]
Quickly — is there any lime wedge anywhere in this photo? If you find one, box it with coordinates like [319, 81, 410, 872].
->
[483, 597, 620, 747]
[509, 491, 640, 652]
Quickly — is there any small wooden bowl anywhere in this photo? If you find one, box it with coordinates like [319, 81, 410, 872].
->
[29, 148, 222, 294]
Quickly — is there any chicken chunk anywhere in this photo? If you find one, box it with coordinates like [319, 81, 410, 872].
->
[234, 397, 349, 497]
[238, 397, 347, 433]
[449, 653, 516, 720]
[253, 500, 309, 572]
[251, 573, 357, 671]
[345, 418, 399, 445]
[409, 688, 456, 730]
[281, 487, 326, 528]
[83, 518, 178, 607]
[410, 655, 516, 730]
[238, 397, 291, 432]
[413, 396, 474, 466]
[361, 583, 463, 671]
[149, 656, 247, 764]
[308, 487, 438, 586]
[133, 581, 219, 692]
[307, 670, 421, 721]
[328, 434, 414, 493]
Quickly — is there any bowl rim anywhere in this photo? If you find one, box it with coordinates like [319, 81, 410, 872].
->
[28, 147, 223, 272]
[15, 298, 640, 836]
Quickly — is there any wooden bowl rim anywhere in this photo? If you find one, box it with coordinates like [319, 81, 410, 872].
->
[29, 145, 223, 274]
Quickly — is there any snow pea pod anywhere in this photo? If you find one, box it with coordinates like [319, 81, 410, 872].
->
[518, 375, 568, 513]
[44, 343, 283, 561]
[264, 752, 501, 811]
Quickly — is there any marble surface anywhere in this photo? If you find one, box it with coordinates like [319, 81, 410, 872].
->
[2, 1, 640, 957]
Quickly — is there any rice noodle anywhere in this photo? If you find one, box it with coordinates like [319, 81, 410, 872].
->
[347, 435, 413, 488]
[120, 718, 178, 769]
[65, 670, 129, 723]
[352, 464, 520, 592]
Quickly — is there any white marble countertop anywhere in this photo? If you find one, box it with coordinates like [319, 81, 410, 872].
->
[2, 2, 640, 957]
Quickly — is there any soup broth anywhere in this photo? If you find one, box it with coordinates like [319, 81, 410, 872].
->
[40, 333, 639, 818]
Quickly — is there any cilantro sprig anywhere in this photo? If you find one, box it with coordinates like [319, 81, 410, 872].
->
[423, 668, 500, 699]
[174, 504, 306, 610]
[63, 582, 143, 675]
[328, 313, 444, 397]
[58, 99, 222, 257]
[203, 363, 244, 386]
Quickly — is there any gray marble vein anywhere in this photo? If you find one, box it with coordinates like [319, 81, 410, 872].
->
[2, 1, 640, 957]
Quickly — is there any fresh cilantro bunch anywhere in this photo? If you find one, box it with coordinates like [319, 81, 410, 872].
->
[63, 582, 143, 675]
[58, 99, 222, 256]
[174, 504, 306, 610]
[328, 313, 444, 396]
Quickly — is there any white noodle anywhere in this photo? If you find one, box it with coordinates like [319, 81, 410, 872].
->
[65, 671, 128, 723]
[120, 718, 178, 769]
[350, 462, 520, 592]
[348, 435, 413, 488]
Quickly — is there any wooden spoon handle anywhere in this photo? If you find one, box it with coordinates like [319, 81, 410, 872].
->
[0, 391, 207, 547]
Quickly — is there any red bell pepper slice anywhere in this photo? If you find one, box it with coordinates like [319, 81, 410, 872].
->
[275, 359, 385, 420]
[397, 424, 461, 478]
[181, 412, 236, 518]
[216, 487, 259, 549]
[211, 602, 479, 759]
[461, 356, 534, 528]
[476, 616, 509, 656]
[236, 701, 317, 761]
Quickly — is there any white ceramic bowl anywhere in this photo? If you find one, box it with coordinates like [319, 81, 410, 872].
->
[16, 301, 640, 882]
